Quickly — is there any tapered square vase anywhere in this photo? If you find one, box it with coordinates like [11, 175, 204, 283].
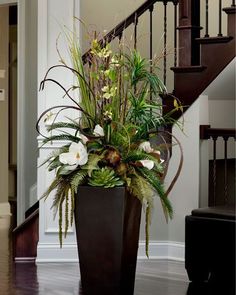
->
[74, 186, 142, 295]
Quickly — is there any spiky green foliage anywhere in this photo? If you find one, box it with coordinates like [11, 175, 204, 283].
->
[88, 167, 124, 188]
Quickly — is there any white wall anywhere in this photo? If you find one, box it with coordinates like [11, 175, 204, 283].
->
[0, 0, 16, 4]
[204, 58, 235, 160]
[138, 96, 209, 245]
[24, 0, 38, 210]
[37, 0, 80, 263]
[16, 0, 38, 224]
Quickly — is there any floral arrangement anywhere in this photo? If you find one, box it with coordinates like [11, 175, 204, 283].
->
[37, 33, 182, 256]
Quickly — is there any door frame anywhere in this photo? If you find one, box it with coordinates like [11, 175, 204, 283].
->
[17, 0, 26, 224]
[0, 0, 26, 224]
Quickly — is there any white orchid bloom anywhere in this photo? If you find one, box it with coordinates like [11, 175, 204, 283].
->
[139, 141, 162, 156]
[139, 141, 153, 153]
[44, 112, 56, 126]
[139, 160, 154, 170]
[93, 124, 104, 137]
[78, 133, 89, 145]
[59, 142, 88, 169]
[101, 86, 109, 93]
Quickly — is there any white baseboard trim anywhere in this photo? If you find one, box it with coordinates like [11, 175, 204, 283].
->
[36, 241, 184, 263]
[0, 202, 11, 216]
[138, 241, 185, 261]
[36, 243, 79, 263]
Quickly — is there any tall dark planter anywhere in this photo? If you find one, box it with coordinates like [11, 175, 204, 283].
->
[74, 186, 142, 295]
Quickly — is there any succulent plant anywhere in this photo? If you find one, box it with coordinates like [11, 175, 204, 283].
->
[88, 167, 124, 188]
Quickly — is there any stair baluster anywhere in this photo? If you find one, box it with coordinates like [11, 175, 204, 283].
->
[212, 137, 217, 206]
[173, 0, 178, 68]
[134, 13, 138, 50]
[205, 0, 210, 37]
[163, 1, 168, 85]
[200, 126, 236, 206]
[232, 0, 235, 7]
[224, 137, 229, 204]
[218, 0, 223, 36]
[149, 5, 154, 102]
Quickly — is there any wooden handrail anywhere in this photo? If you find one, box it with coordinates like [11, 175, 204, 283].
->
[200, 125, 236, 140]
[82, 0, 176, 63]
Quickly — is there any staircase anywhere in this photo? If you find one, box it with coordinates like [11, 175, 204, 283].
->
[13, 0, 235, 260]
[83, 0, 235, 117]
[172, 3, 235, 108]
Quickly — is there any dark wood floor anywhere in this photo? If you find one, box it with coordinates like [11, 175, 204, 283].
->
[0, 215, 233, 295]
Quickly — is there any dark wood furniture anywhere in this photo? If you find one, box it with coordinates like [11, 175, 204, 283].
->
[185, 127, 236, 294]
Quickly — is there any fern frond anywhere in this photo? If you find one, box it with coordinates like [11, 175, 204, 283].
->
[46, 122, 80, 132]
[42, 134, 80, 146]
[70, 187, 75, 226]
[64, 190, 69, 238]
[51, 180, 68, 217]
[41, 177, 63, 201]
[70, 170, 87, 193]
[136, 167, 173, 219]
[145, 202, 153, 258]
[127, 172, 155, 257]
[59, 196, 63, 247]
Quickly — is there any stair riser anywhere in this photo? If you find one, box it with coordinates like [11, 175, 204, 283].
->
[173, 35, 235, 109]
[201, 42, 235, 67]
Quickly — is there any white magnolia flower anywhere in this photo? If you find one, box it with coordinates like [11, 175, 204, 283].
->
[59, 142, 88, 169]
[139, 160, 154, 170]
[93, 124, 104, 137]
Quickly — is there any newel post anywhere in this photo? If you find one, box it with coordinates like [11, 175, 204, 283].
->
[177, 0, 201, 66]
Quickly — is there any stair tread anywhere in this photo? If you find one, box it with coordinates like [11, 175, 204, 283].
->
[196, 36, 233, 44]
[223, 6, 236, 14]
[25, 201, 39, 219]
[171, 65, 206, 73]
[13, 209, 39, 233]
